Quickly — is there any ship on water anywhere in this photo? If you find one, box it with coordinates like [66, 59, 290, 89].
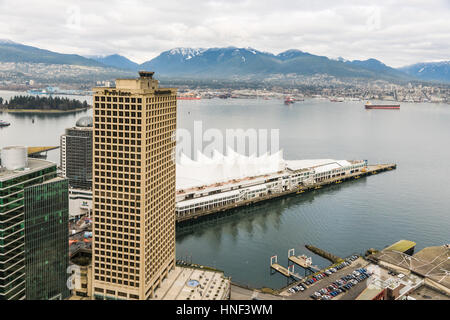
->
[177, 93, 201, 100]
[177, 96, 201, 100]
[0, 120, 10, 127]
[284, 97, 295, 104]
[365, 101, 400, 110]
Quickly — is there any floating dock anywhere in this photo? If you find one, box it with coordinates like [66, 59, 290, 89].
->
[288, 256, 320, 272]
[271, 263, 291, 278]
[270, 253, 306, 281]
[287, 249, 321, 275]
[270, 255, 291, 277]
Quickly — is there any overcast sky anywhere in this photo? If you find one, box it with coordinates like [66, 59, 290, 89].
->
[0, 0, 449, 67]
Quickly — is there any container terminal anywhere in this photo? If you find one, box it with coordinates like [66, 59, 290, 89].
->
[175, 149, 396, 223]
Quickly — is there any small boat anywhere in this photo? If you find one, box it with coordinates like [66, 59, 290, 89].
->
[0, 120, 10, 127]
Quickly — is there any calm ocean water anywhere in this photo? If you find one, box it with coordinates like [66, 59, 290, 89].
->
[1, 91, 449, 289]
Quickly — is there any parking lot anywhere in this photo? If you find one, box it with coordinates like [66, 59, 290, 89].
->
[284, 256, 370, 300]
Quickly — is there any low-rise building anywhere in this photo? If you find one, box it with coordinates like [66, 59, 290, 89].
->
[359, 241, 450, 300]
[150, 265, 231, 300]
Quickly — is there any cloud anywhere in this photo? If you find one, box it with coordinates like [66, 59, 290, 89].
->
[0, 0, 448, 67]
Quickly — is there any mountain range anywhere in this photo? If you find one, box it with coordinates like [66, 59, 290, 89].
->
[0, 39, 104, 67]
[399, 61, 450, 83]
[0, 40, 449, 83]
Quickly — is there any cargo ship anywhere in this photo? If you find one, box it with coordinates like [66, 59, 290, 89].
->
[177, 95, 201, 100]
[365, 101, 400, 109]
[284, 97, 295, 104]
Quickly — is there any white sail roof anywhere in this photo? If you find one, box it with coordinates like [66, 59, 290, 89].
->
[176, 149, 357, 190]
[176, 148, 285, 190]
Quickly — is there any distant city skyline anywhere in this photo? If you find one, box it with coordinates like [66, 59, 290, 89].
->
[0, 0, 449, 67]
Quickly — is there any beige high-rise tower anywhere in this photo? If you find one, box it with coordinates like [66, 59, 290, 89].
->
[91, 71, 177, 300]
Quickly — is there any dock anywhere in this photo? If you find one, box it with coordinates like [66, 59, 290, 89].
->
[288, 256, 320, 272]
[271, 263, 291, 278]
[287, 249, 321, 275]
[28, 146, 59, 158]
[269, 255, 302, 281]
[177, 163, 396, 223]
[269, 252, 311, 282]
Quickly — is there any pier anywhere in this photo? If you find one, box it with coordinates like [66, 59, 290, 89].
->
[176, 163, 396, 223]
[270, 255, 290, 277]
[27, 146, 59, 158]
[287, 249, 321, 277]
[270, 255, 303, 282]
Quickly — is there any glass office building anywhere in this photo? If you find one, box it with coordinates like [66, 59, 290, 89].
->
[0, 158, 57, 300]
[60, 117, 93, 190]
[24, 177, 69, 300]
[1, 152, 69, 300]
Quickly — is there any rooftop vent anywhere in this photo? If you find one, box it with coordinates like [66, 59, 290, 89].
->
[1, 146, 28, 170]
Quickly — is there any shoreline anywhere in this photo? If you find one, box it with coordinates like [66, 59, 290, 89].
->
[0, 107, 91, 114]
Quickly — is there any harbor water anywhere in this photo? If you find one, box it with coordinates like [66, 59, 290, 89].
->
[1, 92, 449, 289]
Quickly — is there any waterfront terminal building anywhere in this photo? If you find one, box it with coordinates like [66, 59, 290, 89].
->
[175, 149, 367, 220]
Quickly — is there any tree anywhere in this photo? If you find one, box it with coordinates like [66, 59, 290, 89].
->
[6, 95, 89, 111]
